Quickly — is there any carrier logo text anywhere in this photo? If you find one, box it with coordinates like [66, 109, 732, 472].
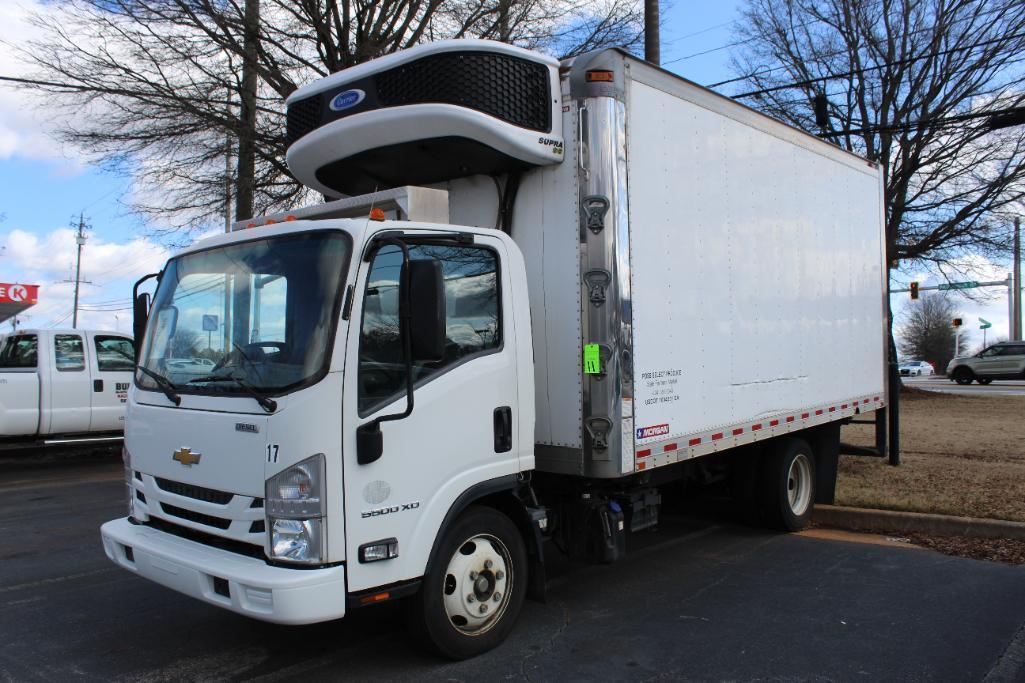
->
[636, 424, 670, 439]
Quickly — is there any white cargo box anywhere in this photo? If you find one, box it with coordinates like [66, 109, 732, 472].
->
[450, 50, 887, 478]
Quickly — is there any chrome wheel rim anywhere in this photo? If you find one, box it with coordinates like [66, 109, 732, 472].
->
[787, 453, 813, 516]
[441, 533, 512, 635]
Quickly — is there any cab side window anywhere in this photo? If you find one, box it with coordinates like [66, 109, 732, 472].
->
[95, 336, 135, 371]
[54, 334, 85, 372]
[358, 243, 500, 415]
[0, 334, 37, 368]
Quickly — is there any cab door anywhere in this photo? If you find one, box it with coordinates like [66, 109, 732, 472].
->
[87, 333, 135, 432]
[341, 233, 521, 593]
[48, 332, 92, 434]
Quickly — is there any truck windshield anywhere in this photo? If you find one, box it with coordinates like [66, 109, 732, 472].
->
[137, 231, 351, 397]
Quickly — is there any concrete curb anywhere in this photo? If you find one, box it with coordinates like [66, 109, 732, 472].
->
[813, 505, 1025, 541]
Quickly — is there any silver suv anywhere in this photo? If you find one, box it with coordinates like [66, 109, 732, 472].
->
[946, 341, 1025, 385]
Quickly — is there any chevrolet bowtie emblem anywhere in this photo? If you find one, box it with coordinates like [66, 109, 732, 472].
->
[172, 447, 201, 466]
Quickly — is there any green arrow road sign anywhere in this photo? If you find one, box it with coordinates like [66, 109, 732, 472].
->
[979, 318, 992, 329]
[938, 281, 979, 291]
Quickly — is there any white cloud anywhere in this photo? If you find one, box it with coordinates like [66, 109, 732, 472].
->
[1, 227, 171, 332]
[0, 1, 84, 171]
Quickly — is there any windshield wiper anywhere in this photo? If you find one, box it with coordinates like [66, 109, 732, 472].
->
[187, 373, 277, 413]
[137, 366, 181, 406]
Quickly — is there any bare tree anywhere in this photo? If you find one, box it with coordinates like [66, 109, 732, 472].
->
[13, 0, 642, 235]
[898, 293, 967, 373]
[730, 0, 1025, 271]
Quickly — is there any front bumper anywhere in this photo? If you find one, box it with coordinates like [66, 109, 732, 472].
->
[101, 518, 346, 625]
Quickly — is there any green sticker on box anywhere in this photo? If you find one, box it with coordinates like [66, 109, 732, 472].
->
[583, 344, 601, 374]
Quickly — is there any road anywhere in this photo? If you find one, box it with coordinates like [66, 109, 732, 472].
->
[2, 453, 1025, 681]
[904, 375, 1025, 396]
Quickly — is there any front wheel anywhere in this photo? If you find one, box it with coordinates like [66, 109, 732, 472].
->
[952, 367, 974, 385]
[758, 438, 816, 532]
[406, 506, 527, 660]
[977, 377, 993, 385]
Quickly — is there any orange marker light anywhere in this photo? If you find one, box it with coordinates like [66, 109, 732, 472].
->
[285, 215, 297, 221]
[265, 218, 277, 225]
[369, 208, 386, 221]
[586, 70, 614, 82]
[360, 592, 390, 605]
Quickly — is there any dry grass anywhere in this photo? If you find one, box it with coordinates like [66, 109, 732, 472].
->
[838, 390, 1025, 523]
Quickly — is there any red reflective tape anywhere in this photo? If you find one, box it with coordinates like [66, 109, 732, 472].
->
[786, 416, 795, 423]
[769, 419, 779, 427]
[801, 412, 810, 419]
[828, 407, 836, 412]
[688, 438, 701, 446]
[841, 404, 848, 409]
[711, 433, 724, 441]
[732, 428, 743, 436]
[637, 449, 651, 458]
[815, 409, 824, 415]
[663, 443, 678, 452]
[752, 423, 763, 431]
[874, 396, 880, 401]
[863, 398, 869, 404]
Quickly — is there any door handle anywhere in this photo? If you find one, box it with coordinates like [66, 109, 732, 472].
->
[493, 407, 512, 453]
[93, 379, 104, 392]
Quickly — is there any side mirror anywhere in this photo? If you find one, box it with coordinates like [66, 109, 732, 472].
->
[407, 259, 446, 362]
[132, 292, 151, 361]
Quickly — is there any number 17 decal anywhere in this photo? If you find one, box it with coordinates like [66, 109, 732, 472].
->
[266, 444, 279, 463]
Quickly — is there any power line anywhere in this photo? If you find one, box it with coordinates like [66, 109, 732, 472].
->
[706, 2, 1019, 89]
[732, 30, 1025, 99]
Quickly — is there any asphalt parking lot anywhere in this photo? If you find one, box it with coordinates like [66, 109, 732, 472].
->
[2, 452, 1025, 681]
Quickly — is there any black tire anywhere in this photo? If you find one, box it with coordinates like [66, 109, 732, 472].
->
[952, 367, 974, 385]
[405, 506, 527, 660]
[977, 377, 993, 385]
[757, 437, 816, 532]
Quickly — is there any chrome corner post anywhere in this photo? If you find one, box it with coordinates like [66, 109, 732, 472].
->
[571, 52, 634, 478]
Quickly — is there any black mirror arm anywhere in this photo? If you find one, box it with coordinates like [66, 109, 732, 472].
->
[357, 238, 415, 465]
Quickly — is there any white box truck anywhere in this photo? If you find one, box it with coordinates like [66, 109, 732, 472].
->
[0, 329, 135, 446]
[101, 40, 886, 659]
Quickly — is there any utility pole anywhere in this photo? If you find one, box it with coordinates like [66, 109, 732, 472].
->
[72, 213, 88, 329]
[644, 0, 660, 65]
[1014, 216, 1021, 340]
[235, 0, 260, 223]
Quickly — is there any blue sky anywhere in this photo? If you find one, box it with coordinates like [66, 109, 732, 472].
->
[0, 0, 1016, 350]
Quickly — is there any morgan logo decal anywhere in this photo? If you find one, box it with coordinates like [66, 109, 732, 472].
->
[361, 501, 420, 518]
[636, 424, 670, 439]
[329, 88, 366, 111]
[172, 447, 201, 466]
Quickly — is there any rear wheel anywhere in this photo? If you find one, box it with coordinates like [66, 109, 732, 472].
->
[758, 438, 816, 531]
[406, 506, 527, 660]
[977, 377, 993, 385]
[953, 367, 974, 385]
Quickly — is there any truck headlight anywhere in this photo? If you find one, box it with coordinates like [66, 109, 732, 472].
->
[265, 454, 327, 564]
[123, 446, 135, 521]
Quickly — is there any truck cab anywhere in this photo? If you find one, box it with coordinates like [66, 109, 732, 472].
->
[0, 328, 134, 442]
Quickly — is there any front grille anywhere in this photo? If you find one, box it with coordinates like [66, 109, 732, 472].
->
[375, 52, 551, 132]
[286, 93, 322, 147]
[161, 502, 232, 530]
[155, 477, 233, 505]
[144, 518, 266, 559]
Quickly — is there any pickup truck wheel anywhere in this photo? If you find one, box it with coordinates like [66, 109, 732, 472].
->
[406, 506, 527, 660]
[758, 438, 816, 532]
[952, 367, 974, 385]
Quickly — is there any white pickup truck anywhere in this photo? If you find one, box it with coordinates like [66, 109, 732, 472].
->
[0, 329, 135, 445]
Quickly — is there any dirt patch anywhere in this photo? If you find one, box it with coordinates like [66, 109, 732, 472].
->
[838, 392, 1025, 523]
[904, 533, 1025, 565]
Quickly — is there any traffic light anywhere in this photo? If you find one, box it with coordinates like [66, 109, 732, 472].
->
[909, 281, 919, 300]
[952, 318, 963, 328]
